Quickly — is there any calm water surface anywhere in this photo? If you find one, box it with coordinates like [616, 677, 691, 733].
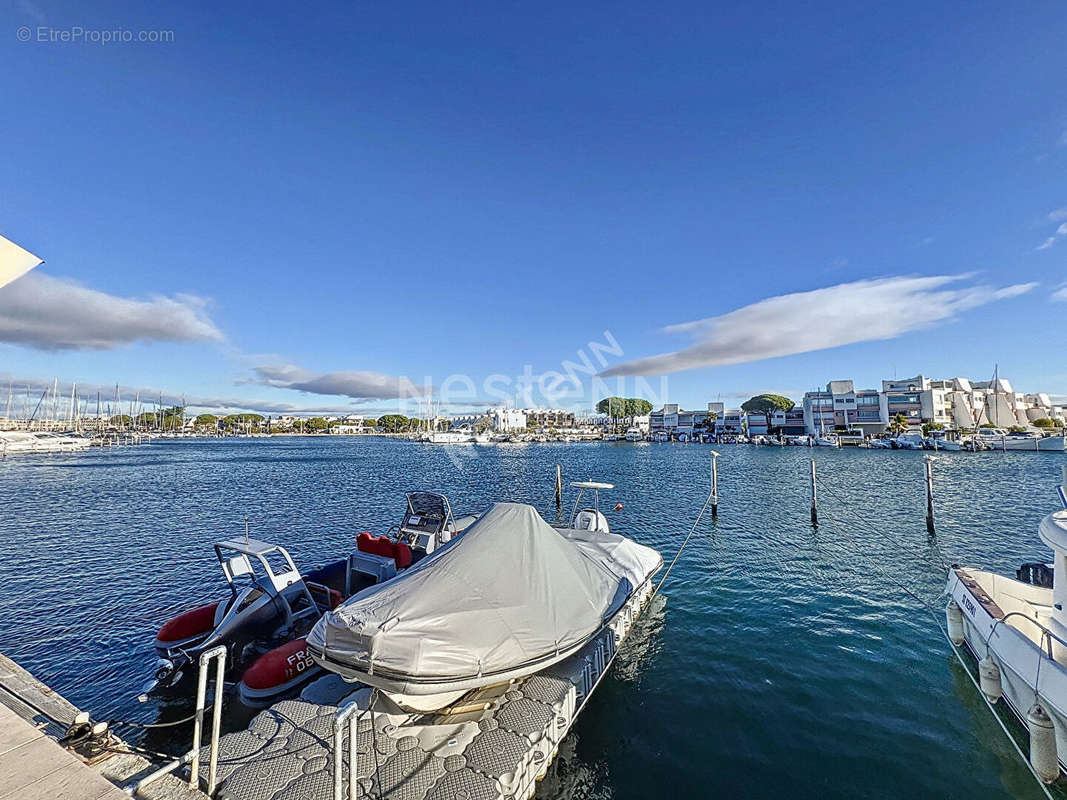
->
[1, 437, 1065, 799]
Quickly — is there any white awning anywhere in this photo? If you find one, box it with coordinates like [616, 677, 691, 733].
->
[0, 235, 43, 289]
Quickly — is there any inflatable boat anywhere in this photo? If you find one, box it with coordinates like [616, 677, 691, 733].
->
[144, 492, 476, 705]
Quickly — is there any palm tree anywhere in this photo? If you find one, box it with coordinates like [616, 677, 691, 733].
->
[890, 413, 909, 436]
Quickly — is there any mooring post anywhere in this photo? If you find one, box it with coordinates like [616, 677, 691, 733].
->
[710, 450, 720, 519]
[809, 458, 818, 527]
[925, 456, 936, 535]
[555, 463, 562, 509]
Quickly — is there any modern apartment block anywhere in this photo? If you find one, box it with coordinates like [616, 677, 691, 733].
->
[649, 403, 720, 436]
[802, 374, 1066, 434]
[802, 380, 885, 435]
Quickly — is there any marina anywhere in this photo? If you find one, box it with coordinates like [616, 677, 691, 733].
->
[4, 4, 1064, 797]
[0, 437, 1065, 799]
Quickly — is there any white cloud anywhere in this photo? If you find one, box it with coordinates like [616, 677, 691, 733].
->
[599, 275, 1037, 377]
[0, 272, 223, 350]
[1049, 208, 1067, 223]
[0, 374, 407, 416]
[253, 362, 430, 401]
[1037, 224, 1067, 251]
[1052, 286, 1067, 303]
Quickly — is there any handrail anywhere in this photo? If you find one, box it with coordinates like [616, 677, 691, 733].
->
[188, 645, 226, 796]
[333, 698, 364, 800]
[984, 610, 1067, 661]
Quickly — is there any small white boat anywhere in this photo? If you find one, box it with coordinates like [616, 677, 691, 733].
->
[603, 433, 619, 441]
[651, 431, 669, 442]
[946, 468, 1067, 781]
[624, 427, 644, 442]
[977, 429, 1067, 452]
[866, 438, 892, 449]
[892, 433, 925, 450]
[813, 436, 839, 448]
[0, 430, 92, 454]
[927, 436, 963, 452]
[427, 429, 475, 445]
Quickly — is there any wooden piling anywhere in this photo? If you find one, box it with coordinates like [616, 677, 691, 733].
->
[710, 450, 720, 519]
[924, 456, 935, 535]
[555, 464, 562, 509]
[809, 459, 818, 527]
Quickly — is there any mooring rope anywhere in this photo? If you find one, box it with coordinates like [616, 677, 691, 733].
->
[813, 473, 949, 571]
[108, 705, 211, 729]
[651, 477, 716, 599]
[813, 496, 1056, 799]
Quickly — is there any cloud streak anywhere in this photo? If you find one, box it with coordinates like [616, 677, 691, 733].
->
[0, 374, 406, 416]
[599, 275, 1036, 377]
[252, 363, 430, 401]
[1037, 222, 1067, 251]
[0, 272, 223, 350]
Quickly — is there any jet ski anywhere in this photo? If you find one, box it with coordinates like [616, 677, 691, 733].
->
[307, 484, 662, 711]
[144, 492, 476, 704]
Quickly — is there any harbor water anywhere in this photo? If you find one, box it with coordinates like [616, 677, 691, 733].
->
[1, 437, 1064, 799]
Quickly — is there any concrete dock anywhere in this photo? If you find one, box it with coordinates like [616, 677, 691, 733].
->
[0, 701, 127, 800]
[0, 653, 206, 800]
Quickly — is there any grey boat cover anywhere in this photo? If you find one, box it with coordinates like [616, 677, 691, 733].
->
[308, 502, 654, 683]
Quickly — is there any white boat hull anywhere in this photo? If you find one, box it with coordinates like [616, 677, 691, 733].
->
[947, 568, 1067, 777]
[979, 435, 1066, 452]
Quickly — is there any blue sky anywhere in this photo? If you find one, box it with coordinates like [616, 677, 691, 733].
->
[1, 1, 1065, 415]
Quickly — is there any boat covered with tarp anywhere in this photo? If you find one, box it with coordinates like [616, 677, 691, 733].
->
[307, 501, 662, 704]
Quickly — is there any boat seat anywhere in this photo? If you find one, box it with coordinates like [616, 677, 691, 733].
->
[357, 531, 412, 569]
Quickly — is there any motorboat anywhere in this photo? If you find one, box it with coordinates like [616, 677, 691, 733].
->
[145, 492, 477, 705]
[866, 438, 892, 449]
[926, 436, 963, 452]
[651, 431, 669, 442]
[603, 433, 619, 441]
[427, 429, 474, 445]
[813, 435, 839, 448]
[0, 430, 92, 454]
[307, 482, 663, 711]
[976, 428, 1066, 452]
[946, 468, 1067, 781]
[891, 432, 925, 450]
[624, 427, 644, 441]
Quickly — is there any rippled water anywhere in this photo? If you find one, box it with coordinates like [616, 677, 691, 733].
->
[1, 437, 1064, 799]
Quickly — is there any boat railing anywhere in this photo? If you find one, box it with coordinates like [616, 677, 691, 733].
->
[333, 697, 368, 800]
[188, 644, 227, 796]
[987, 611, 1067, 662]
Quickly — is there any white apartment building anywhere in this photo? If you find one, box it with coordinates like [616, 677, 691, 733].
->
[803, 380, 884, 435]
[492, 408, 528, 432]
[803, 374, 1065, 434]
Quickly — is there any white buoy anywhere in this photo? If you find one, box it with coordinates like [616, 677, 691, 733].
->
[946, 600, 965, 646]
[978, 656, 1002, 704]
[1027, 702, 1059, 783]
